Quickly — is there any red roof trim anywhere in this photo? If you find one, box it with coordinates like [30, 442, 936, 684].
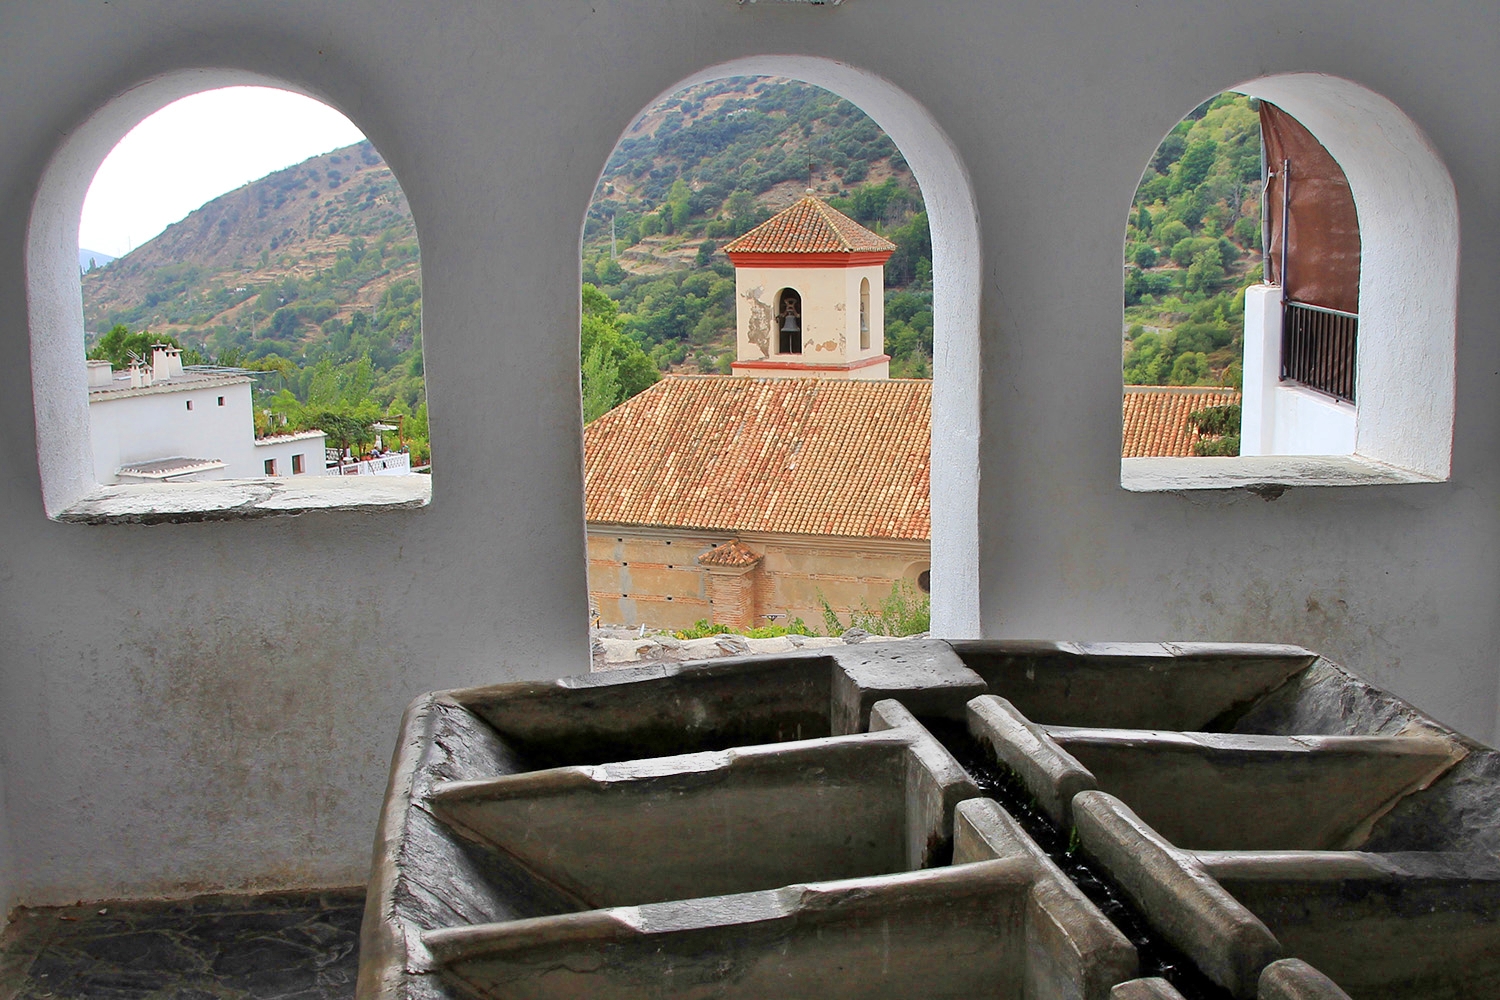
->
[731, 355, 890, 372]
[726, 250, 893, 268]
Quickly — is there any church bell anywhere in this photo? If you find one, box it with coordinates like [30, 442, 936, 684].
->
[781, 313, 800, 333]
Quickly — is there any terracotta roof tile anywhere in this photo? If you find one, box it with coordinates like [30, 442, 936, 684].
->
[584, 376, 930, 540]
[722, 196, 897, 255]
[1122, 386, 1242, 458]
[697, 540, 763, 568]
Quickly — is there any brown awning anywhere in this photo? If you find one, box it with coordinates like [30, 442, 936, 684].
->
[1261, 101, 1361, 315]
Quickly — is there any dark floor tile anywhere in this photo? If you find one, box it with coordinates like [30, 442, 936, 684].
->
[73, 931, 206, 975]
[310, 908, 364, 938]
[179, 911, 311, 947]
[212, 939, 317, 978]
[2, 891, 363, 1000]
[215, 964, 318, 998]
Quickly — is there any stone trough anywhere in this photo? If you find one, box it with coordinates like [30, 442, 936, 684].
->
[359, 641, 1500, 1000]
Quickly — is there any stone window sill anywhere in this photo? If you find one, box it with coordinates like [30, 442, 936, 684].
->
[1120, 455, 1441, 494]
[55, 476, 431, 524]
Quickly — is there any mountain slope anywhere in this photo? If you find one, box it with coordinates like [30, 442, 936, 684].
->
[579, 77, 934, 378]
[82, 139, 417, 355]
[80, 78, 933, 397]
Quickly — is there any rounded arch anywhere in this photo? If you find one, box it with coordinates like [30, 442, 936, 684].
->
[588, 56, 982, 635]
[775, 286, 803, 355]
[26, 69, 425, 516]
[1233, 73, 1457, 479]
[1120, 73, 1456, 483]
[859, 276, 871, 351]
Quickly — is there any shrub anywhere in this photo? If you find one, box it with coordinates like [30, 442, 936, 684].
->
[820, 581, 930, 637]
[674, 618, 817, 640]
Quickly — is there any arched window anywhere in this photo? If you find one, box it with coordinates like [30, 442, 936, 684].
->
[580, 56, 982, 637]
[27, 75, 431, 520]
[859, 277, 871, 351]
[776, 288, 803, 355]
[1120, 75, 1457, 489]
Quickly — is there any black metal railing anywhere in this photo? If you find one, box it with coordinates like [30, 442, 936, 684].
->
[1281, 300, 1358, 403]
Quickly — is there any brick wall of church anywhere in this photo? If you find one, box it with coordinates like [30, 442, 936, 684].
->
[588, 527, 929, 633]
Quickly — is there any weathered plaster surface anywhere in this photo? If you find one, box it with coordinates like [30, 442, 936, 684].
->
[741, 284, 774, 359]
[0, 0, 1494, 907]
[58, 476, 430, 524]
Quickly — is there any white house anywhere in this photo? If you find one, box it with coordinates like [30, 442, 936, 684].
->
[87, 344, 326, 483]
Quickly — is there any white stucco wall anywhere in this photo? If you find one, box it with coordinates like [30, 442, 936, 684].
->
[733, 261, 885, 373]
[1240, 285, 1357, 457]
[253, 433, 328, 478]
[0, 2, 1494, 907]
[90, 380, 257, 482]
[844, 265, 886, 363]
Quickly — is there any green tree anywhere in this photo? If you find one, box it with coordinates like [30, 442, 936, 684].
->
[667, 179, 692, 231]
[1155, 220, 1190, 251]
[88, 325, 185, 368]
[306, 358, 340, 408]
[1185, 245, 1225, 292]
[342, 353, 375, 407]
[304, 410, 373, 456]
[581, 283, 660, 403]
[1177, 138, 1219, 189]
[1169, 351, 1211, 385]
[581, 341, 622, 421]
[1171, 236, 1218, 268]
[1123, 331, 1173, 385]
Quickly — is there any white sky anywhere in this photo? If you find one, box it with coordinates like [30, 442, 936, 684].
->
[79, 86, 366, 259]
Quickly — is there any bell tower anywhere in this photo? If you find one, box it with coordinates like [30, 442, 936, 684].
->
[723, 195, 895, 379]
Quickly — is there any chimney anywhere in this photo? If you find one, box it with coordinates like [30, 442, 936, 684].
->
[128, 363, 150, 388]
[86, 359, 113, 388]
[151, 344, 182, 382]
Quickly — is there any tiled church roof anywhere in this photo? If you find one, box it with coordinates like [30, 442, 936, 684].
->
[585, 379, 1236, 542]
[1122, 385, 1242, 458]
[584, 376, 930, 540]
[722, 196, 897, 255]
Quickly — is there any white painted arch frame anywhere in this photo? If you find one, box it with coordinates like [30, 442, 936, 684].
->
[1126, 73, 1457, 485]
[26, 69, 431, 521]
[606, 56, 983, 636]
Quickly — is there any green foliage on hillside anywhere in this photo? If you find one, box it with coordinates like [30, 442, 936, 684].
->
[582, 78, 935, 384]
[593, 78, 903, 224]
[88, 325, 203, 368]
[1123, 93, 1265, 388]
[581, 284, 660, 420]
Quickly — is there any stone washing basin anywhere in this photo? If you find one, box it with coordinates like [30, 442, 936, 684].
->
[359, 640, 1499, 1000]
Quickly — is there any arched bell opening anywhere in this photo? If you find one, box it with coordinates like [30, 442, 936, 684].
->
[859, 277, 871, 351]
[776, 288, 803, 355]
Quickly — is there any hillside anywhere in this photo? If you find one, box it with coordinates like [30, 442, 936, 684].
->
[82, 139, 418, 363]
[579, 77, 934, 382]
[1121, 92, 1266, 390]
[79, 77, 935, 450]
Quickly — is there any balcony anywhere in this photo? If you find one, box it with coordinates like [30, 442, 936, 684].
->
[325, 452, 412, 476]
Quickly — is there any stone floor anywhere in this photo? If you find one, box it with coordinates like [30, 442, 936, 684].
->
[0, 889, 364, 1000]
